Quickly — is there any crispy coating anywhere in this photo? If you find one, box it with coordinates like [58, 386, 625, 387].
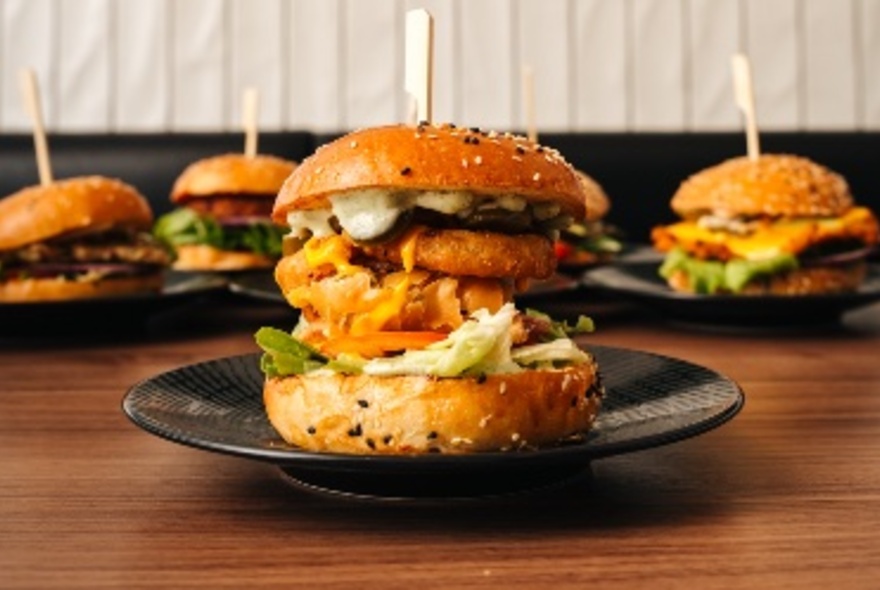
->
[184, 195, 274, 219]
[363, 228, 556, 280]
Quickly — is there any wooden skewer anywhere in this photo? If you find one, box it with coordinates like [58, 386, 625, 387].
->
[521, 64, 538, 143]
[731, 53, 761, 162]
[242, 87, 260, 158]
[19, 69, 54, 186]
[405, 8, 434, 125]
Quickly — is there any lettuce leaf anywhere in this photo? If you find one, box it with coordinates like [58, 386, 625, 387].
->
[659, 247, 798, 294]
[255, 327, 327, 378]
[153, 208, 285, 257]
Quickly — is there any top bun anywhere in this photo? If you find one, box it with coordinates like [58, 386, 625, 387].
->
[671, 154, 853, 219]
[0, 176, 153, 251]
[273, 123, 586, 224]
[171, 153, 297, 203]
[576, 171, 610, 222]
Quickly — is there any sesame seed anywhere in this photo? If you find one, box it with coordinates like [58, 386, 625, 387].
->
[400, 166, 412, 176]
[350, 141, 358, 148]
[515, 146, 526, 154]
[476, 373, 487, 384]
[307, 426, 316, 435]
[462, 158, 469, 168]
[511, 432, 521, 442]
[512, 156, 523, 162]
[474, 156, 483, 165]
[357, 399, 369, 408]
[533, 172, 541, 181]
[499, 382, 507, 394]
[366, 438, 376, 449]
[427, 431, 438, 440]
[383, 434, 393, 444]
[348, 424, 362, 437]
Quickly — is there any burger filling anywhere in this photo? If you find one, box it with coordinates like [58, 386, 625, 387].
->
[153, 204, 285, 259]
[0, 227, 172, 283]
[652, 206, 879, 294]
[261, 190, 595, 374]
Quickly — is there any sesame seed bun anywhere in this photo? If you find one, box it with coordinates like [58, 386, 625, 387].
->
[171, 153, 297, 204]
[263, 360, 602, 455]
[0, 176, 153, 251]
[0, 272, 163, 303]
[671, 154, 852, 219]
[576, 170, 610, 222]
[171, 244, 274, 271]
[273, 123, 586, 224]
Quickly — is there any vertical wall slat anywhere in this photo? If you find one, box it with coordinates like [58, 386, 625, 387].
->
[803, 0, 856, 129]
[115, 0, 169, 132]
[687, 0, 740, 130]
[229, 0, 284, 132]
[1, 0, 54, 131]
[861, 0, 880, 129]
[56, 0, 111, 131]
[404, 0, 456, 124]
[171, 0, 225, 131]
[572, 0, 627, 131]
[631, 0, 686, 130]
[518, 0, 570, 131]
[287, 0, 341, 131]
[343, 0, 400, 129]
[458, 0, 514, 130]
[743, 0, 800, 129]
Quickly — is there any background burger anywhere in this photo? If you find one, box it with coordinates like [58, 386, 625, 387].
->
[0, 176, 171, 302]
[554, 170, 622, 269]
[652, 154, 879, 295]
[256, 123, 603, 455]
[154, 153, 296, 271]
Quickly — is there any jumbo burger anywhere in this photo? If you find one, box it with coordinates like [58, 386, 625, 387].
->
[554, 170, 622, 268]
[0, 176, 171, 301]
[154, 153, 296, 271]
[652, 154, 879, 295]
[255, 123, 603, 455]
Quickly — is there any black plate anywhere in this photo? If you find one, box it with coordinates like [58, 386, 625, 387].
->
[122, 346, 743, 499]
[228, 271, 579, 305]
[584, 260, 880, 327]
[0, 271, 227, 336]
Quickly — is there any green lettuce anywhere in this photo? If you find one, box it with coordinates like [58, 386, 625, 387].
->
[153, 208, 285, 257]
[659, 247, 798, 294]
[255, 327, 327, 377]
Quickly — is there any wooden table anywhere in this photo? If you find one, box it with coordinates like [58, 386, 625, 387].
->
[2, 292, 880, 589]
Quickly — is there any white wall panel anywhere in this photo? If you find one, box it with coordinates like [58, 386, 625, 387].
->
[171, 0, 226, 130]
[803, 0, 856, 129]
[517, 0, 570, 131]
[632, 0, 686, 130]
[1, 0, 54, 131]
[343, 0, 401, 129]
[743, 0, 800, 129]
[572, 0, 627, 131]
[56, 0, 111, 131]
[404, 0, 457, 124]
[287, 0, 341, 131]
[114, 0, 170, 131]
[858, 0, 880, 129]
[229, 0, 284, 132]
[458, 0, 514, 130]
[687, 0, 740, 130]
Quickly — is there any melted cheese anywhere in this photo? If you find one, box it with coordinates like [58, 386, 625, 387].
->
[303, 235, 362, 275]
[663, 207, 879, 260]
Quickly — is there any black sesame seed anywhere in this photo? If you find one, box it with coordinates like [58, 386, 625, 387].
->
[476, 373, 487, 384]
[447, 123, 456, 128]
[383, 434, 393, 444]
[428, 447, 441, 453]
[400, 167, 411, 176]
[427, 431, 438, 440]
[471, 137, 480, 144]
[418, 120, 429, 127]
[348, 424, 363, 437]
[470, 126, 480, 133]
[366, 438, 376, 449]
[307, 426, 316, 435]
[515, 146, 525, 154]
[536, 146, 544, 153]
[357, 399, 370, 408]
[570, 397, 578, 407]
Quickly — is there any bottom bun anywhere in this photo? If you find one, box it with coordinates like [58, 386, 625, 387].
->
[263, 361, 603, 455]
[667, 262, 868, 296]
[0, 272, 163, 302]
[172, 244, 274, 271]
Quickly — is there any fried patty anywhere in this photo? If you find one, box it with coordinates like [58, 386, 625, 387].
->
[184, 195, 274, 219]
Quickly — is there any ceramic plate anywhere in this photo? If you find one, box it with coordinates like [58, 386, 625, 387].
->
[584, 260, 880, 327]
[123, 346, 743, 499]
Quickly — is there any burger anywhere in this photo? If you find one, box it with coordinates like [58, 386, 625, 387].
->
[153, 153, 296, 271]
[255, 123, 603, 455]
[651, 154, 879, 295]
[554, 170, 622, 268]
[0, 176, 171, 302]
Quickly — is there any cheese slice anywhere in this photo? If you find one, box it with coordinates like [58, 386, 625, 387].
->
[658, 207, 879, 260]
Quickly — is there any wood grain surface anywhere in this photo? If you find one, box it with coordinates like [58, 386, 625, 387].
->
[2, 291, 880, 589]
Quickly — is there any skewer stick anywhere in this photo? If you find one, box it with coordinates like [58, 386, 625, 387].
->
[19, 69, 53, 185]
[731, 53, 761, 162]
[521, 64, 538, 143]
[242, 87, 260, 158]
[405, 8, 434, 125]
